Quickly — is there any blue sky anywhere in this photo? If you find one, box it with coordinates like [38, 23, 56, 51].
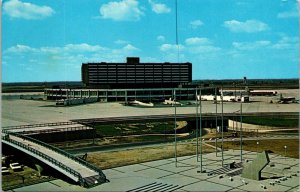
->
[2, 0, 299, 82]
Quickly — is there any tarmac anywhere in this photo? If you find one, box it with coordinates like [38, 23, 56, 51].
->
[2, 89, 299, 127]
[7, 150, 300, 192]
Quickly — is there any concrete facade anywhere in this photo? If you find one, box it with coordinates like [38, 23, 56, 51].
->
[44, 87, 200, 101]
[82, 57, 192, 88]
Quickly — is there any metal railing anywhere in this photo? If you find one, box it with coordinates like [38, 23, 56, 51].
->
[3, 121, 77, 130]
[2, 130, 106, 183]
[2, 132, 82, 182]
[20, 125, 92, 135]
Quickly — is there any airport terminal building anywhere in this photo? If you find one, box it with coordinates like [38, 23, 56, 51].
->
[45, 57, 201, 102]
[81, 57, 192, 88]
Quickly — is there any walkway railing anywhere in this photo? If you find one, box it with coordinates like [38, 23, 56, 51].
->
[2, 130, 107, 187]
[2, 132, 82, 182]
[19, 125, 93, 135]
[3, 121, 78, 130]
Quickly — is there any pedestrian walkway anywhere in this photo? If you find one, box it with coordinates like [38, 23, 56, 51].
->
[10, 150, 299, 192]
[2, 131, 107, 188]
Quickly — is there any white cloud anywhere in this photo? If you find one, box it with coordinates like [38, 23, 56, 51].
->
[64, 44, 106, 52]
[159, 44, 184, 52]
[184, 37, 220, 54]
[123, 44, 139, 51]
[185, 37, 211, 45]
[5, 43, 140, 65]
[157, 35, 165, 41]
[149, 0, 171, 14]
[272, 36, 298, 49]
[188, 45, 221, 54]
[233, 41, 271, 50]
[40, 47, 61, 54]
[278, 11, 298, 18]
[190, 20, 203, 29]
[278, 7, 298, 18]
[114, 40, 130, 45]
[223, 19, 269, 33]
[99, 0, 144, 21]
[3, 42, 143, 81]
[6, 44, 37, 53]
[6, 43, 140, 55]
[231, 36, 298, 52]
[3, 0, 54, 20]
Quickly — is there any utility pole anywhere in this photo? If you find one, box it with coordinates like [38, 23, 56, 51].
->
[221, 86, 224, 167]
[196, 88, 199, 162]
[199, 88, 203, 172]
[240, 92, 243, 162]
[174, 0, 179, 168]
[215, 87, 218, 157]
[174, 89, 177, 167]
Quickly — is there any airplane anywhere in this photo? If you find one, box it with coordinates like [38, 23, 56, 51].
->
[277, 94, 296, 104]
[163, 98, 183, 106]
[127, 100, 154, 107]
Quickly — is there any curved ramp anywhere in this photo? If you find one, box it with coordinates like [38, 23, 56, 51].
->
[2, 131, 108, 188]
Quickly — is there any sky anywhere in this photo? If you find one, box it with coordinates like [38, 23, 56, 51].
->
[2, 0, 299, 82]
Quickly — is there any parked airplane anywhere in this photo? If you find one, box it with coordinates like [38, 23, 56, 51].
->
[277, 94, 296, 104]
[128, 100, 154, 107]
[163, 98, 183, 106]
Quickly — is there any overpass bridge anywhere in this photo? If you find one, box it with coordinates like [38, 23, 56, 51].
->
[2, 130, 108, 188]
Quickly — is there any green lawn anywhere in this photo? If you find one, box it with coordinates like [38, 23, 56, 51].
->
[94, 122, 176, 137]
[233, 117, 299, 127]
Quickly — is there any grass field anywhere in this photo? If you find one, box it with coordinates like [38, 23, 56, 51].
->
[86, 139, 299, 170]
[234, 116, 299, 127]
[94, 121, 183, 137]
[86, 143, 216, 170]
[1, 166, 52, 190]
[217, 139, 299, 159]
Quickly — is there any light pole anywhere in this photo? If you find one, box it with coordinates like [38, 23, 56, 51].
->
[284, 145, 287, 160]
[240, 92, 243, 162]
[215, 87, 218, 157]
[199, 88, 203, 172]
[174, 89, 177, 167]
[196, 88, 199, 162]
[256, 141, 259, 155]
[221, 87, 224, 167]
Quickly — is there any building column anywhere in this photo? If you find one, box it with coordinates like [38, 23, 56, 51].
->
[106, 91, 108, 102]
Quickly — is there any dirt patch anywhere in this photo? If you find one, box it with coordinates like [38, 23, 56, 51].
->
[176, 121, 188, 130]
[86, 138, 299, 170]
[86, 143, 215, 170]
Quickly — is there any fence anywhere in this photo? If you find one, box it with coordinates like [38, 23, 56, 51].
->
[2, 130, 106, 186]
[3, 121, 77, 130]
[2, 132, 81, 182]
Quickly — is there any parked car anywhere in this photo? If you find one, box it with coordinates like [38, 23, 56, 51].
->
[2, 166, 10, 175]
[9, 162, 23, 171]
